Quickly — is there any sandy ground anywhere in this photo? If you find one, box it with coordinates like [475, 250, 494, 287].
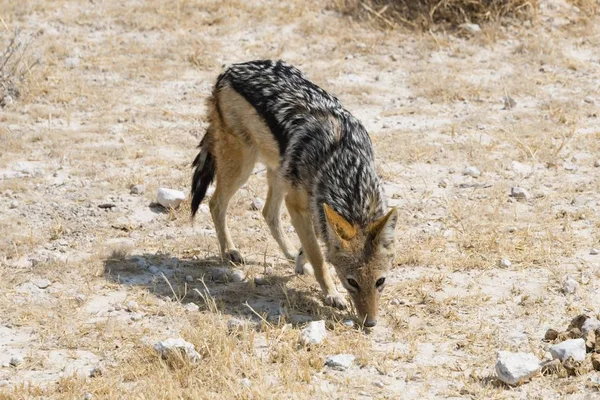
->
[1, 0, 600, 398]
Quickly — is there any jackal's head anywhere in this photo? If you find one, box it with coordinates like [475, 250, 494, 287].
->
[322, 204, 397, 328]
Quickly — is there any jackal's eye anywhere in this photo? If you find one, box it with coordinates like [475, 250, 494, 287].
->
[375, 277, 386, 288]
[347, 278, 360, 291]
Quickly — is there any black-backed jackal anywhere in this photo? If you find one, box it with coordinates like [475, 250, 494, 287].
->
[191, 60, 397, 327]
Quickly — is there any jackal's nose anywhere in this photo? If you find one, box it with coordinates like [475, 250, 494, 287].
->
[364, 319, 377, 328]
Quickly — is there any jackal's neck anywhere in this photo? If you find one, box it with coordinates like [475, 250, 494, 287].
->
[312, 144, 387, 238]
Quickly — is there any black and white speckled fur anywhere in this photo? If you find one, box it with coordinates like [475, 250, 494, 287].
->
[214, 60, 388, 241]
[191, 60, 396, 327]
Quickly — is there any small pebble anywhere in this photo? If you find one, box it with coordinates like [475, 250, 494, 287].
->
[342, 320, 355, 328]
[254, 276, 270, 285]
[510, 187, 529, 200]
[373, 381, 385, 388]
[156, 188, 186, 209]
[325, 354, 355, 370]
[499, 258, 512, 268]
[32, 278, 51, 289]
[584, 96, 595, 104]
[184, 303, 199, 312]
[544, 329, 559, 341]
[549, 338, 586, 362]
[9, 200, 18, 209]
[460, 23, 481, 34]
[84, 393, 94, 400]
[563, 276, 579, 295]
[130, 184, 145, 195]
[9, 356, 23, 367]
[463, 166, 481, 178]
[230, 269, 246, 283]
[591, 248, 599, 255]
[438, 179, 449, 188]
[241, 378, 251, 388]
[125, 301, 139, 312]
[299, 320, 327, 345]
[503, 96, 517, 110]
[594, 160, 600, 168]
[250, 198, 264, 211]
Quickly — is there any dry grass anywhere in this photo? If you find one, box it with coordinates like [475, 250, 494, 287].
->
[1, 0, 600, 398]
[333, 0, 538, 30]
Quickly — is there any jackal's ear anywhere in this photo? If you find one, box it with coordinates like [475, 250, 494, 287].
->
[323, 203, 356, 243]
[367, 208, 398, 250]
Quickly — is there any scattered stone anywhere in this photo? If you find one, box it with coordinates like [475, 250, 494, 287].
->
[594, 160, 600, 168]
[592, 354, 600, 371]
[325, 354, 355, 370]
[32, 278, 51, 289]
[462, 166, 481, 178]
[9, 355, 23, 367]
[9, 200, 18, 209]
[495, 351, 541, 385]
[438, 179, 449, 188]
[503, 96, 517, 110]
[373, 381, 385, 388]
[499, 258, 512, 268]
[130, 184, 145, 195]
[156, 188, 186, 209]
[510, 187, 529, 200]
[154, 338, 201, 362]
[568, 328, 581, 339]
[342, 320, 355, 328]
[562, 276, 579, 295]
[84, 393, 93, 400]
[584, 96, 595, 104]
[549, 338, 586, 362]
[459, 23, 481, 34]
[250, 198, 265, 211]
[254, 275, 270, 285]
[89, 366, 102, 378]
[125, 301, 139, 312]
[98, 203, 116, 209]
[230, 269, 245, 283]
[591, 248, 599, 255]
[64, 56, 80, 68]
[241, 378, 251, 388]
[544, 329, 559, 341]
[569, 314, 589, 331]
[148, 265, 160, 274]
[185, 275, 194, 283]
[582, 317, 600, 336]
[184, 302, 199, 312]
[564, 162, 578, 171]
[299, 320, 327, 345]
[198, 204, 210, 214]
[584, 329, 596, 352]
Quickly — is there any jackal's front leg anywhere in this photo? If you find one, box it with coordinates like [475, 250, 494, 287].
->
[285, 193, 347, 310]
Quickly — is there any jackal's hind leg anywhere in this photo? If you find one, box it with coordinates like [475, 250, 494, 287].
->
[209, 134, 257, 265]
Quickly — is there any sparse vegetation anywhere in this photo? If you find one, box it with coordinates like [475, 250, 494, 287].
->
[1, 0, 600, 398]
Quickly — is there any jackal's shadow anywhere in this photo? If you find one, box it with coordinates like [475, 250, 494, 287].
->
[102, 251, 350, 324]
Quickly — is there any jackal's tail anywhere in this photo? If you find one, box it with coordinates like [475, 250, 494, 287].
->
[191, 126, 216, 217]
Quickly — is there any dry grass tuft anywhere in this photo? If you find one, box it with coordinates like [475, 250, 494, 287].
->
[0, 28, 41, 107]
[333, 0, 538, 30]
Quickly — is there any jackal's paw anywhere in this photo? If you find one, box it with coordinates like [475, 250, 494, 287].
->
[224, 249, 244, 265]
[324, 293, 347, 310]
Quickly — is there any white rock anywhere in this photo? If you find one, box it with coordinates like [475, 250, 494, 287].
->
[184, 302, 199, 312]
[325, 354, 355, 370]
[495, 351, 541, 385]
[125, 301, 139, 312]
[250, 198, 264, 211]
[154, 338, 201, 362]
[510, 187, 529, 200]
[460, 23, 481, 34]
[241, 378, 251, 388]
[591, 248, 599, 255]
[584, 96, 595, 104]
[198, 204, 210, 214]
[84, 393, 93, 400]
[9, 200, 18, 209]
[549, 339, 586, 362]
[130, 184, 145, 195]
[373, 381, 385, 388]
[582, 317, 600, 336]
[64, 56, 80, 68]
[9, 355, 24, 367]
[299, 320, 327, 345]
[594, 160, 600, 168]
[499, 258, 512, 268]
[562, 276, 579, 294]
[32, 278, 51, 289]
[438, 179, 449, 188]
[564, 162, 578, 171]
[230, 269, 245, 283]
[156, 188, 186, 209]
[254, 275, 270, 285]
[342, 320, 355, 328]
[463, 166, 481, 178]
